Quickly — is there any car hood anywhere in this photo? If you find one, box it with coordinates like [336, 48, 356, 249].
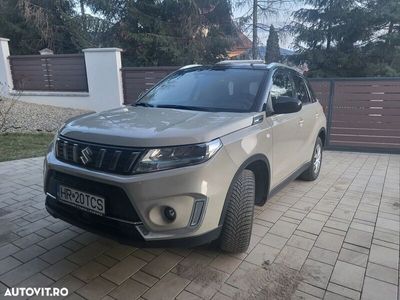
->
[60, 106, 257, 147]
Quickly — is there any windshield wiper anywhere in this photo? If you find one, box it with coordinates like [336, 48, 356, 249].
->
[155, 104, 213, 112]
[135, 102, 154, 107]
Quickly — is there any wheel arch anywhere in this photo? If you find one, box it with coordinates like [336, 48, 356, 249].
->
[218, 154, 271, 226]
[318, 127, 327, 147]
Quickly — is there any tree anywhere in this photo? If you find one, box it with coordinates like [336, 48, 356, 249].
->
[85, 0, 235, 66]
[251, 0, 257, 59]
[362, 0, 400, 75]
[235, 0, 295, 59]
[0, 0, 42, 54]
[292, 0, 373, 51]
[0, 0, 86, 54]
[290, 0, 400, 77]
[265, 25, 281, 63]
[0, 0, 235, 65]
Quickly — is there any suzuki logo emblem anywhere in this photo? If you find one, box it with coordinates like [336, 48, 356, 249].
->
[80, 147, 93, 165]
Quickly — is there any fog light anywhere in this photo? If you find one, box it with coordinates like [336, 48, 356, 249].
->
[164, 206, 176, 222]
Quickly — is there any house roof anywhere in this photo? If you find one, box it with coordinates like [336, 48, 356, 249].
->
[234, 31, 252, 50]
[226, 30, 295, 59]
[226, 29, 252, 58]
[258, 46, 294, 57]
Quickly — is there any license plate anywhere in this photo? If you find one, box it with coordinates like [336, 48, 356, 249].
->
[57, 185, 105, 215]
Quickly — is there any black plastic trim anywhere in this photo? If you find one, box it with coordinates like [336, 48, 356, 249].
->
[46, 197, 221, 248]
[46, 170, 142, 223]
[218, 154, 271, 226]
[319, 127, 327, 146]
[268, 162, 310, 198]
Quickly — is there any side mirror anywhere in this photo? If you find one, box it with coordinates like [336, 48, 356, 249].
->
[273, 96, 302, 114]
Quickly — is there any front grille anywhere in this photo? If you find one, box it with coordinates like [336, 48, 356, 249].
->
[46, 171, 142, 223]
[56, 136, 143, 175]
[46, 197, 145, 243]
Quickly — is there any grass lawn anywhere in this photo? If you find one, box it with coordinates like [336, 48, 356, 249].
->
[0, 133, 55, 162]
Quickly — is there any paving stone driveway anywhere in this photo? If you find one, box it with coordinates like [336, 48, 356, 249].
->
[0, 151, 399, 300]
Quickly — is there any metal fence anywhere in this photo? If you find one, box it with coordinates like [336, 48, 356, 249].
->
[120, 67, 400, 153]
[9, 54, 88, 92]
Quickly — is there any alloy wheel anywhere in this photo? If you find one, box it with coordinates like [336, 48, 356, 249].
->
[313, 144, 322, 174]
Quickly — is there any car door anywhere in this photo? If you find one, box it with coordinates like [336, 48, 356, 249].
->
[269, 69, 304, 188]
[292, 72, 319, 164]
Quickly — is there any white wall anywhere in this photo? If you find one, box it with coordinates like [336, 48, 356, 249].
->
[0, 38, 124, 112]
[83, 48, 125, 111]
[0, 38, 13, 92]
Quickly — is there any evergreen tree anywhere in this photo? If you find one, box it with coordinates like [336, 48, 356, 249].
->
[0, 0, 234, 65]
[234, 0, 295, 59]
[84, 0, 235, 66]
[290, 0, 400, 77]
[362, 0, 400, 76]
[0, 0, 86, 54]
[291, 0, 367, 76]
[265, 25, 281, 63]
[0, 0, 42, 54]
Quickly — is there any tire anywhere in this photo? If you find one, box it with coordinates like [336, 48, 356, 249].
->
[219, 169, 255, 253]
[299, 137, 323, 181]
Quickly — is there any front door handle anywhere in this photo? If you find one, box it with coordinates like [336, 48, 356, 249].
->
[298, 119, 304, 127]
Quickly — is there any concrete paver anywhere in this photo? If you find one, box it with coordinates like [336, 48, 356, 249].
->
[0, 151, 398, 299]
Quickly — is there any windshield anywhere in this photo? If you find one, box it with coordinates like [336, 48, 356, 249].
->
[137, 67, 266, 112]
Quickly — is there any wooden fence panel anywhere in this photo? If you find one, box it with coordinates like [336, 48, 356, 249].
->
[9, 54, 88, 92]
[329, 79, 400, 151]
[121, 67, 179, 104]
[308, 80, 331, 114]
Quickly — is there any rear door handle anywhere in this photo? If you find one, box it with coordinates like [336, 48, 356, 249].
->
[298, 119, 304, 127]
[315, 113, 319, 119]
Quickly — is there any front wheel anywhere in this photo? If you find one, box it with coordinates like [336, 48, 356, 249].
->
[299, 137, 323, 181]
[219, 169, 255, 253]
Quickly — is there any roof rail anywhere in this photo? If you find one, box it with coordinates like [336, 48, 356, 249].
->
[265, 62, 302, 72]
[179, 64, 202, 70]
[216, 60, 265, 65]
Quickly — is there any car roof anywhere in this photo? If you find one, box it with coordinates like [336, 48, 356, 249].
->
[217, 60, 300, 72]
[180, 61, 302, 73]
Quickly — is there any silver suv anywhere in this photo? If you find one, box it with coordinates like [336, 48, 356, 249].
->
[44, 62, 326, 253]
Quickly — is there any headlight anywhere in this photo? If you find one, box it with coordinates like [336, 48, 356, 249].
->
[134, 139, 222, 173]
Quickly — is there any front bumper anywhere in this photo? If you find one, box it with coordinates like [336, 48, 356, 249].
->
[45, 196, 221, 247]
[44, 145, 237, 245]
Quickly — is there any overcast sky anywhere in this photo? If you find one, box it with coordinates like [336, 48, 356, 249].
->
[232, 2, 303, 50]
